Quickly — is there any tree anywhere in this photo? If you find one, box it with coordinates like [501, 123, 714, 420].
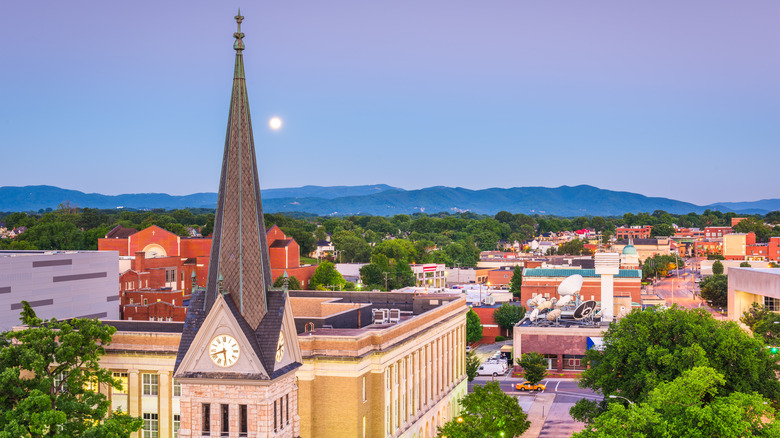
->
[740, 261, 752, 267]
[572, 367, 779, 438]
[699, 274, 728, 308]
[573, 306, 780, 421]
[436, 381, 530, 438]
[491, 303, 525, 337]
[273, 274, 302, 290]
[466, 309, 483, 344]
[466, 352, 481, 382]
[712, 259, 724, 275]
[0, 302, 143, 437]
[309, 261, 346, 290]
[741, 302, 780, 345]
[331, 231, 371, 262]
[650, 223, 674, 238]
[509, 265, 522, 299]
[516, 352, 547, 385]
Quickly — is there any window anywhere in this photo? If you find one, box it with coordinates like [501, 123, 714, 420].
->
[165, 268, 176, 283]
[113, 372, 128, 394]
[239, 405, 248, 437]
[765, 297, 780, 312]
[142, 373, 158, 396]
[362, 376, 366, 402]
[53, 371, 68, 393]
[173, 414, 180, 438]
[173, 379, 181, 397]
[202, 404, 211, 435]
[129, 298, 134, 304]
[285, 394, 289, 425]
[221, 404, 229, 436]
[274, 399, 278, 432]
[144, 298, 148, 305]
[143, 413, 158, 438]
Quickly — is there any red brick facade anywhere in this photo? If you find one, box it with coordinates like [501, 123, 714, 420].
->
[616, 226, 652, 240]
[102, 224, 317, 321]
[521, 276, 641, 306]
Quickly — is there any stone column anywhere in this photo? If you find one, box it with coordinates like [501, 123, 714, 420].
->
[128, 370, 140, 438]
[158, 371, 171, 438]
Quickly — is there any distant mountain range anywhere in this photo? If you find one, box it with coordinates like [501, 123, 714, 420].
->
[1, 184, 778, 217]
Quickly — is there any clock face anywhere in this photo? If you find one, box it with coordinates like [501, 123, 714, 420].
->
[209, 334, 240, 367]
[276, 332, 285, 362]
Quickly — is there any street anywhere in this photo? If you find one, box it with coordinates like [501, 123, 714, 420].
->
[469, 373, 598, 437]
[644, 257, 725, 318]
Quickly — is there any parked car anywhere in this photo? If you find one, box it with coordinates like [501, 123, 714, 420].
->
[516, 382, 546, 391]
[476, 361, 508, 377]
[466, 345, 471, 353]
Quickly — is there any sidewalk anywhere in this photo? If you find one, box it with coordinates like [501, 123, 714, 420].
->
[520, 393, 556, 438]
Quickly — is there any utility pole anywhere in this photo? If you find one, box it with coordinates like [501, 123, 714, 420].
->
[383, 272, 389, 291]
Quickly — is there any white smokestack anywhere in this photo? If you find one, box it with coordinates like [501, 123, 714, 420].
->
[594, 253, 620, 322]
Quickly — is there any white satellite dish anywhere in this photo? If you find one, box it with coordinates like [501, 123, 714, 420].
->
[558, 274, 584, 296]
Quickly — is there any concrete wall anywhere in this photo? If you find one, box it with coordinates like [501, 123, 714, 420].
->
[727, 268, 780, 320]
[0, 251, 119, 330]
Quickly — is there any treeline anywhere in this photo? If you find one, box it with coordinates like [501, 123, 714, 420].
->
[2, 207, 780, 261]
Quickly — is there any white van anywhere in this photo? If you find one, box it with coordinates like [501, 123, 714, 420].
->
[477, 361, 508, 377]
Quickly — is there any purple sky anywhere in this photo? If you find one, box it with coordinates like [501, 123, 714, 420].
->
[1, 1, 778, 205]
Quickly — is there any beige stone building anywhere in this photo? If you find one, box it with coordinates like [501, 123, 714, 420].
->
[97, 289, 467, 438]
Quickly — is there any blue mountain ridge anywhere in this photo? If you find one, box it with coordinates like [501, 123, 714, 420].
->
[0, 184, 777, 217]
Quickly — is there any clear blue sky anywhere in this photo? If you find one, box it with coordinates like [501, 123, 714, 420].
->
[1, 1, 778, 205]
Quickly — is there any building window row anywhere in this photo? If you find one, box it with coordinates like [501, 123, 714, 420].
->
[384, 323, 465, 437]
[273, 395, 289, 433]
[201, 403, 249, 437]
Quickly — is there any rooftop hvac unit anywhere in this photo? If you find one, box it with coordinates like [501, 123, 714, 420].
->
[484, 295, 496, 305]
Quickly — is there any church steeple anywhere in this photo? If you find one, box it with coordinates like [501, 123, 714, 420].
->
[204, 11, 273, 329]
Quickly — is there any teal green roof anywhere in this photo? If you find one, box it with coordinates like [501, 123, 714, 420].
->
[622, 245, 638, 256]
[523, 268, 641, 278]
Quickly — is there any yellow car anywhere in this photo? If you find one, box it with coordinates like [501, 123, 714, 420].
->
[516, 382, 546, 392]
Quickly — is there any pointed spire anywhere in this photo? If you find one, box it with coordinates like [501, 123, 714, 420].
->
[233, 9, 245, 52]
[204, 13, 273, 329]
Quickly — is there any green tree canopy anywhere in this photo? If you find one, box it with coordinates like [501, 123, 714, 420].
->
[491, 303, 525, 336]
[0, 302, 142, 437]
[741, 302, 780, 346]
[509, 265, 522, 298]
[699, 274, 728, 308]
[466, 309, 483, 344]
[436, 381, 530, 438]
[466, 352, 480, 382]
[575, 306, 780, 413]
[572, 367, 779, 438]
[517, 352, 547, 385]
[649, 223, 675, 238]
[309, 261, 346, 290]
[273, 274, 302, 291]
[712, 259, 724, 275]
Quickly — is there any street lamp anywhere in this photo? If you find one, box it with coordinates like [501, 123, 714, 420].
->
[609, 395, 635, 405]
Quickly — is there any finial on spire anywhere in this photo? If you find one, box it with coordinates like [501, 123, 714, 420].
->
[233, 9, 245, 52]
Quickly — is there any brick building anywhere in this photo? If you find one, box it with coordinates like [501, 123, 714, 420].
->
[616, 226, 653, 240]
[704, 226, 733, 239]
[747, 237, 780, 262]
[693, 240, 722, 257]
[521, 268, 642, 313]
[487, 266, 517, 287]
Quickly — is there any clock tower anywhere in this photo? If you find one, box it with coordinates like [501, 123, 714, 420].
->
[174, 12, 302, 438]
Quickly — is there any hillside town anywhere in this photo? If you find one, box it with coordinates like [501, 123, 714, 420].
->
[1, 5, 779, 438]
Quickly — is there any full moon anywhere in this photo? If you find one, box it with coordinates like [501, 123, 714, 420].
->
[269, 117, 282, 130]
